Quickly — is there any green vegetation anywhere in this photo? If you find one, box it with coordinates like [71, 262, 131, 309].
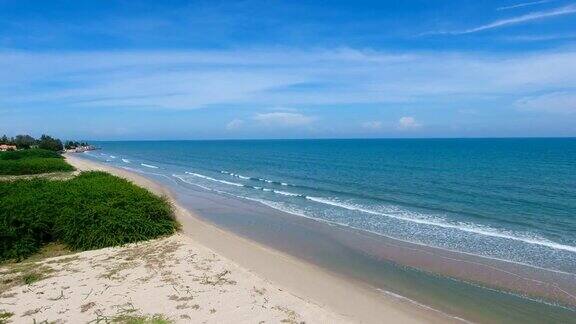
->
[22, 273, 41, 285]
[0, 148, 74, 175]
[0, 171, 178, 262]
[37, 134, 64, 151]
[1, 133, 64, 151]
[0, 149, 61, 160]
[111, 314, 173, 324]
[0, 310, 14, 324]
[65, 140, 89, 149]
[0, 261, 54, 292]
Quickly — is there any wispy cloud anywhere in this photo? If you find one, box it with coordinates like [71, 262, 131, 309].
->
[516, 92, 576, 113]
[398, 117, 421, 130]
[430, 4, 576, 35]
[361, 121, 383, 130]
[504, 32, 576, 41]
[497, 0, 555, 11]
[226, 119, 244, 130]
[254, 112, 315, 127]
[1, 48, 576, 113]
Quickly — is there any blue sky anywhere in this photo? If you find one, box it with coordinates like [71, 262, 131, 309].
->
[0, 0, 575, 140]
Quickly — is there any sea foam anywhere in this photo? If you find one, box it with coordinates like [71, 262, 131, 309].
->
[305, 196, 576, 253]
[185, 172, 243, 187]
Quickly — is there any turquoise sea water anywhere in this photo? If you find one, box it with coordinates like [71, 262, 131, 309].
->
[84, 138, 576, 274]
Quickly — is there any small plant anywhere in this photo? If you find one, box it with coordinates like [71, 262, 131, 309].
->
[23, 273, 41, 285]
[0, 262, 54, 292]
[111, 314, 173, 324]
[0, 310, 14, 324]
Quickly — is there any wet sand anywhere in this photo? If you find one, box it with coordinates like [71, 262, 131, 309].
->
[174, 185, 576, 305]
[169, 180, 576, 323]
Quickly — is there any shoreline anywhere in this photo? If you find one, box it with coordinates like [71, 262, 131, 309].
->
[165, 162, 576, 308]
[65, 154, 454, 323]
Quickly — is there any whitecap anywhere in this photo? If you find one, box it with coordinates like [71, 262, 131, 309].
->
[184, 171, 243, 187]
[305, 196, 576, 253]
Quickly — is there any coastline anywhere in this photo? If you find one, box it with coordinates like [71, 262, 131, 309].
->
[65, 153, 454, 323]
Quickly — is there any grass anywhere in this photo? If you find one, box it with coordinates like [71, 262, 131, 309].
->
[111, 314, 173, 324]
[0, 149, 74, 175]
[0, 261, 54, 292]
[0, 149, 61, 160]
[0, 171, 178, 262]
[26, 243, 73, 262]
[0, 310, 14, 324]
[22, 273, 41, 285]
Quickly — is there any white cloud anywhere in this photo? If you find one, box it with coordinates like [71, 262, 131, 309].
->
[226, 119, 244, 130]
[457, 108, 479, 115]
[497, 0, 554, 11]
[361, 121, 382, 130]
[1, 48, 576, 112]
[432, 4, 576, 35]
[267, 106, 299, 112]
[516, 92, 576, 113]
[504, 33, 576, 41]
[254, 112, 314, 127]
[398, 117, 421, 130]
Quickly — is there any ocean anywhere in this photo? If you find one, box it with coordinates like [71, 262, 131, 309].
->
[81, 138, 576, 322]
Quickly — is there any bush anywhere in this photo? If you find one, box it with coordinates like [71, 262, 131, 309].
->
[0, 172, 178, 261]
[0, 158, 74, 175]
[0, 149, 61, 160]
[0, 149, 73, 175]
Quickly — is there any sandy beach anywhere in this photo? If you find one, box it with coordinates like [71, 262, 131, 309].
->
[0, 154, 454, 323]
[0, 234, 348, 323]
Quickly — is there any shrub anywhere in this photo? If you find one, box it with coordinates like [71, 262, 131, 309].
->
[0, 172, 178, 261]
[0, 149, 74, 175]
[0, 149, 61, 160]
[0, 158, 74, 175]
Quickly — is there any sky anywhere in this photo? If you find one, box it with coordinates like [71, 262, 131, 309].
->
[0, 0, 575, 140]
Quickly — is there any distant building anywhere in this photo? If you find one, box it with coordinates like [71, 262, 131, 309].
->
[0, 144, 17, 151]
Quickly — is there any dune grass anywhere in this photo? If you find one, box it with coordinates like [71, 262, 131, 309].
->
[0, 149, 74, 175]
[0, 171, 178, 262]
[0, 310, 14, 324]
[111, 314, 173, 324]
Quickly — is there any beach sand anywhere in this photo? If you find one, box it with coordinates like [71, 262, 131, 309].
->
[0, 154, 454, 323]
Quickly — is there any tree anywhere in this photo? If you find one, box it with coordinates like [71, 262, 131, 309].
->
[14, 134, 36, 149]
[65, 141, 87, 149]
[0, 135, 16, 146]
[37, 134, 63, 151]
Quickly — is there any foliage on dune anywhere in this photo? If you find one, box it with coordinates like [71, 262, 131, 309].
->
[0, 149, 74, 175]
[0, 171, 178, 261]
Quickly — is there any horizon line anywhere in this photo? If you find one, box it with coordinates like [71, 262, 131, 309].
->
[81, 136, 576, 142]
